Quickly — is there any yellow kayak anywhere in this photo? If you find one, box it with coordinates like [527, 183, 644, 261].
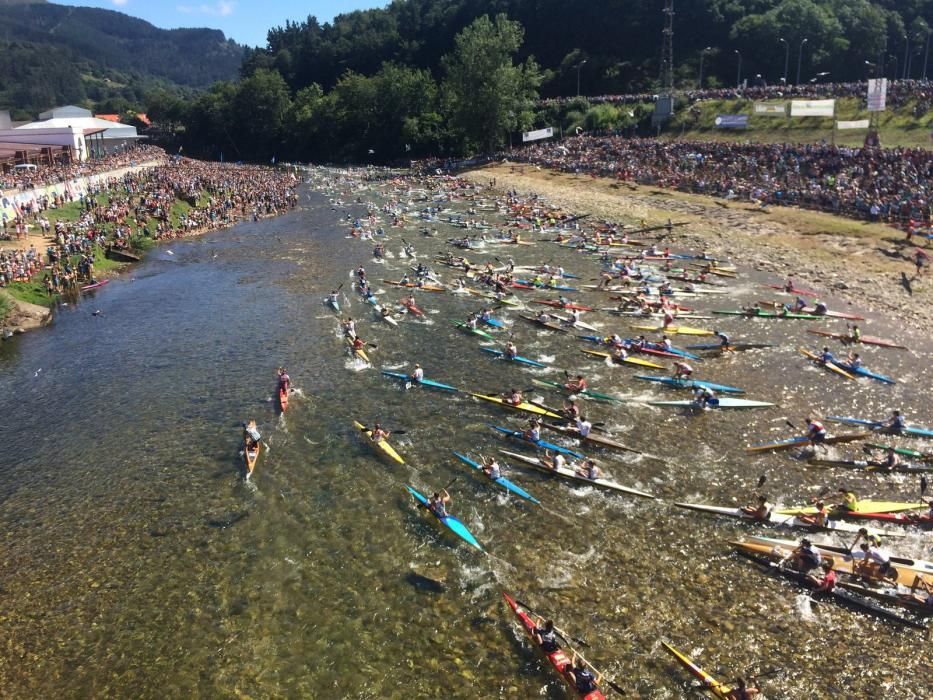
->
[631, 324, 714, 336]
[467, 392, 563, 419]
[775, 500, 926, 516]
[353, 420, 404, 464]
[580, 348, 665, 369]
[662, 642, 732, 699]
[346, 337, 370, 363]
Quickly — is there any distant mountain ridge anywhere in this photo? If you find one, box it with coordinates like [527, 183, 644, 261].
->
[0, 2, 243, 88]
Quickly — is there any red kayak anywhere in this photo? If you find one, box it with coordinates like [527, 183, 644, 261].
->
[402, 300, 425, 317]
[81, 279, 110, 292]
[764, 283, 818, 297]
[807, 329, 908, 350]
[278, 386, 289, 413]
[502, 593, 606, 699]
[842, 510, 933, 524]
[533, 299, 595, 312]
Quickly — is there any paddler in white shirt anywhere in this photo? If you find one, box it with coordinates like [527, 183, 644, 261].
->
[575, 416, 592, 438]
[857, 542, 894, 581]
[409, 363, 424, 384]
[482, 456, 502, 480]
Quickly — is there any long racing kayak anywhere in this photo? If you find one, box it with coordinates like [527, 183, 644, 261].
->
[519, 315, 569, 333]
[836, 361, 896, 385]
[647, 398, 774, 409]
[481, 347, 548, 368]
[775, 501, 926, 516]
[687, 342, 774, 352]
[531, 378, 624, 404]
[405, 485, 483, 551]
[452, 321, 495, 340]
[542, 423, 642, 454]
[354, 420, 404, 464]
[827, 416, 933, 439]
[581, 349, 664, 369]
[807, 457, 932, 474]
[347, 337, 370, 364]
[381, 370, 459, 392]
[490, 426, 584, 458]
[661, 643, 731, 699]
[713, 309, 821, 320]
[745, 432, 867, 453]
[807, 329, 908, 350]
[630, 324, 714, 336]
[532, 299, 594, 312]
[798, 347, 854, 379]
[673, 502, 904, 537]
[468, 392, 562, 419]
[499, 449, 655, 498]
[633, 375, 744, 394]
[502, 594, 607, 699]
[866, 444, 933, 462]
[452, 452, 540, 504]
[742, 534, 933, 576]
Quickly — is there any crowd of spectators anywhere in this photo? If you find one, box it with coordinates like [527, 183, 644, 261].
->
[539, 78, 933, 113]
[0, 144, 166, 192]
[510, 135, 933, 228]
[1, 152, 299, 293]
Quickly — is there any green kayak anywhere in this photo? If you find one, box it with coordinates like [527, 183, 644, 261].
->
[531, 378, 624, 404]
[712, 310, 821, 320]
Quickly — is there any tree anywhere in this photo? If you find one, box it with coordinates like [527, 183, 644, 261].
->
[232, 68, 292, 161]
[440, 14, 541, 153]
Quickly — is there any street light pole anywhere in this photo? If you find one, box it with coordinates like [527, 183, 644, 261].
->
[924, 31, 931, 81]
[698, 46, 711, 89]
[796, 37, 808, 85]
[779, 38, 789, 85]
[735, 49, 742, 89]
[903, 35, 910, 79]
[576, 60, 587, 97]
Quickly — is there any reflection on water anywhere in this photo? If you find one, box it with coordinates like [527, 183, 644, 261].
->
[0, 181, 930, 697]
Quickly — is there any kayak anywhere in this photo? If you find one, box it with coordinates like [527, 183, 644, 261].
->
[402, 299, 425, 317]
[580, 349, 665, 370]
[745, 432, 867, 453]
[481, 347, 548, 368]
[326, 297, 340, 313]
[578, 335, 680, 359]
[480, 316, 506, 329]
[531, 378, 624, 404]
[734, 547, 926, 630]
[452, 452, 540, 504]
[866, 443, 933, 462]
[763, 283, 818, 297]
[491, 426, 585, 458]
[367, 297, 400, 327]
[798, 347, 854, 379]
[798, 306, 865, 321]
[278, 386, 289, 413]
[673, 502, 904, 537]
[630, 325, 714, 336]
[836, 361, 896, 385]
[733, 539, 933, 589]
[244, 435, 260, 476]
[836, 580, 933, 617]
[549, 312, 599, 333]
[467, 392, 563, 419]
[519, 315, 569, 333]
[661, 642, 732, 699]
[514, 278, 579, 292]
[633, 375, 744, 394]
[532, 299, 594, 312]
[826, 416, 933, 439]
[347, 337, 370, 364]
[452, 321, 495, 341]
[643, 342, 702, 361]
[831, 510, 933, 525]
[806, 329, 908, 350]
[647, 398, 774, 409]
[404, 485, 483, 551]
[502, 593, 607, 700]
[775, 501, 926, 516]
[353, 420, 405, 464]
[81, 279, 110, 292]
[542, 423, 641, 454]
[382, 280, 446, 291]
[687, 342, 774, 351]
[499, 449, 655, 498]
[742, 535, 933, 576]
[712, 309, 822, 320]
[381, 370, 459, 392]
[808, 458, 933, 474]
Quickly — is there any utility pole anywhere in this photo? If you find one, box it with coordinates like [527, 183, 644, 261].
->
[652, 0, 676, 130]
[796, 38, 808, 85]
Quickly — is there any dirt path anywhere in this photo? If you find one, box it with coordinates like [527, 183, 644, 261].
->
[463, 164, 932, 332]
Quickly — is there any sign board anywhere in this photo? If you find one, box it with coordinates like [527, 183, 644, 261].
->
[521, 127, 554, 143]
[754, 102, 787, 116]
[836, 119, 870, 130]
[714, 114, 749, 129]
[867, 78, 887, 112]
[651, 96, 675, 127]
[790, 99, 835, 117]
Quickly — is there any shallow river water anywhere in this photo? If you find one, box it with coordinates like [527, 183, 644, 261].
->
[1, 173, 931, 698]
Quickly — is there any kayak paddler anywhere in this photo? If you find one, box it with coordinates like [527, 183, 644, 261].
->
[741, 494, 772, 521]
[672, 361, 693, 379]
[818, 347, 835, 364]
[370, 423, 389, 443]
[814, 300, 828, 314]
[714, 329, 731, 350]
[904, 576, 933, 607]
[846, 351, 862, 369]
[660, 335, 674, 351]
[562, 398, 580, 420]
[836, 488, 859, 512]
[574, 416, 592, 438]
[729, 677, 761, 699]
[566, 655, 599, 695]
[524, 418, 542, 442]
[410, 363, 424, 384]
[792, 296, 807, 312]
[427, 489, 450, 517]
[277, 367, 290, 394]
[808, 560, 837, 593]
[327, 290, 340, 305]
[796, 501, 829, 528]
[342, 317, 356, 338]
[882, 410, 906, 435]
[875, 447, 900, 472]
[352, 336, 366, 354]
[692, 386, 717, 408]
[846, 323, 861, 344]
[564, 374, 588, 393]
[504, 341, 518, 360]
[576, 459, 600, 480]
[856, 542, 895, 581]
[504, 388, 524, 406]
[784, 538, 822, 574]
[852, 527, 882, 549]
[804, 417, 827, 446]
[482, 456, 501, 480]
[533, 619, 560, 652]
[535, 310, 551, 323]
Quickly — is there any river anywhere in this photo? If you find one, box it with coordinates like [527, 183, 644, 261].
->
[0, 172, 930, 698]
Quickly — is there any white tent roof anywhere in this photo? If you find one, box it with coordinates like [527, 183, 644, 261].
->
[17, 116, 138, 139]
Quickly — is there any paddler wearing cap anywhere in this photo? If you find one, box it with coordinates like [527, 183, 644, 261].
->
[409, 363, 424, 384]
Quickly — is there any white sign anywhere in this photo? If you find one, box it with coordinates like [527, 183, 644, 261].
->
[836, 119, 870, 130]
[867, 78, 887, 112]
[754, 102, 787, 115]
[790, 99, 836, 117]
[522, 127, 554, 143]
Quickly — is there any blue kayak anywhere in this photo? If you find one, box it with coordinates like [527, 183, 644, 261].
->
[381, 370, 459, 392]
[827, 416, 933, 439]
[404, 485, 484, 551]
[481, 347, 548, 368]
[480, 317, 506, 329]
[836, 363, 896, 385]
[514, 278, 579, 292]
[633, 375, 745, 394]
[644, 342, 702, 361]
[452, 452, 540, 505]
[490, 425, 585, 458]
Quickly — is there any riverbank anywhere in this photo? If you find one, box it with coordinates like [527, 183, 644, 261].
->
[461, 163, 933, 333]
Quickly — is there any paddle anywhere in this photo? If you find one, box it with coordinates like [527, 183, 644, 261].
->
[922, 474, 928, 499]
[513, 600, 590, 648]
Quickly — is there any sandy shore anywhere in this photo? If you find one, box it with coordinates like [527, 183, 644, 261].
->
[462, 164, 933, 333]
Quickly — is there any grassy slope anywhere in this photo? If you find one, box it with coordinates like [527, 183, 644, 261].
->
[664, 96, 933, 148]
